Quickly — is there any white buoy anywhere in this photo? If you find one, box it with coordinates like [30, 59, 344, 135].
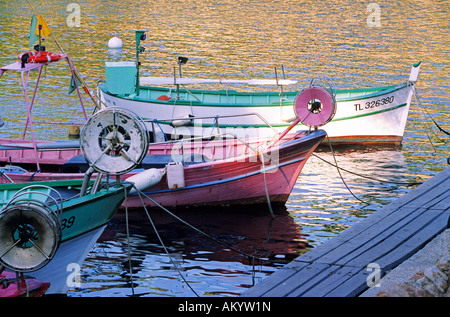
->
[108, 37, 123, 49]
[126, 168, 166, 194]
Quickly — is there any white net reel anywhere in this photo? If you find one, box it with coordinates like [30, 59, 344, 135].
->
[80, 108, 149, 175]
[0, 185, 63, 272]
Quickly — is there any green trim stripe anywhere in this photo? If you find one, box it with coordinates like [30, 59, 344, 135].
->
[100, 83, 409, 108]
[144, 102, 408, 129]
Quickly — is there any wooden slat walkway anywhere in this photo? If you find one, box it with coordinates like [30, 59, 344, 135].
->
[242, 167, 450, 297]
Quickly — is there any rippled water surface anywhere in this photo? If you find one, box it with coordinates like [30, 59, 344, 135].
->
[0, 0, 448, 297]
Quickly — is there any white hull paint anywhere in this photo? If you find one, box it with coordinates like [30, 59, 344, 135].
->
[100, 83, 414, 144]
[27, 225, 105, 294]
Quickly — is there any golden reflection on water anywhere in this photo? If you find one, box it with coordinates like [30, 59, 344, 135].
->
[1, 1, 448, 85]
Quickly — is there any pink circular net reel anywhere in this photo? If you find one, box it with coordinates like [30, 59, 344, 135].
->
[294, 85, 337, 128]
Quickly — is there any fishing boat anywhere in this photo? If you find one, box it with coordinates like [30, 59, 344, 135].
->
[0, 45, 329, 210]
[0, 22, 354, 214]
[0, 90, 137, 296]
[1, 107, 327, 209]
[0, 27, 331, 210]
[0, 26, 140, 294]
[98, 32, 421, 146]
[0, 178, 132, 295]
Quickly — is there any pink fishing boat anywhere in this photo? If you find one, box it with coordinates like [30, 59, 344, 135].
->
[0, 126, 326, 209]
[0, 42, 332, 210]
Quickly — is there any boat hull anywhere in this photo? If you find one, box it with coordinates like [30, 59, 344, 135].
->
[29, 225, 106, 294]
[99, 83, 414, 145]
[0, 180, 130, 294]
[1, 131, 325, 209]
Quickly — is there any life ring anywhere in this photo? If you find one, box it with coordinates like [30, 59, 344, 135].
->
[18, 51, 63, 65]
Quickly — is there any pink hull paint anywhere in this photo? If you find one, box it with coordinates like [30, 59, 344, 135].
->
[0, 271, 50, 297]
[0, 138, 82, 168]
[0, 130, 325, 209]
[128, 157, 308, 209]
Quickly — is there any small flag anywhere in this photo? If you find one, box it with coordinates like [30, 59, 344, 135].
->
[68, 75, 82, 95]
[28, 15, 38, 47]
[34, 14, 52, 37]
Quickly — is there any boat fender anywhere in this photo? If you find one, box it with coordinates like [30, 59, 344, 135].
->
[0, 203, 61, 272]
[167, 162, 185, 189]
[171, 114, 194, 127]
[126, 168, 166, 194]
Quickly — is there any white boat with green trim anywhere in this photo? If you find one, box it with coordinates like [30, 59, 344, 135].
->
[99, 62, 420, 146]
[98, 33, 421, 145]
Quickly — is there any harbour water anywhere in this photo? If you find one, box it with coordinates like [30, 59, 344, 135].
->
[0, 1, 448, 297]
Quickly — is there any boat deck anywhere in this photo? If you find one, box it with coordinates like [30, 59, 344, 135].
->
[241, 167, 450, 297]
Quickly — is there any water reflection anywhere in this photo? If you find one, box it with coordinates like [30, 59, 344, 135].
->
[72, 206, 306, 297]
[288, 145, 417, 246]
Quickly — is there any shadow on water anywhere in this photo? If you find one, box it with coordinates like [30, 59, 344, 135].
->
[112, 205, 308, 264]
[72, 205, 309, 297]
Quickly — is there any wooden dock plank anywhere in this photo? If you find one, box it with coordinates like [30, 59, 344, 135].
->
[323, 268, 370, 297]
[291, 266, 361, 297]
[423, 189, 450, 209]
[317, 211, 450, 297]
[315, 206, 425, 266]
[375, 209, 450, 269]
[263, 263, 332, 297]
[242, 268, 299, 297]
[336, 208, 447, 267]
[290, 170, 449, 266]
[241, 167, 450, 297]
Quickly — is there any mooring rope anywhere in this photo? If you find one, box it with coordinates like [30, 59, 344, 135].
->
[134, 187, 199, 297]
[135, 188, 271, 262]
[127, 186, 283, 295]
[411, 89, 449, 153]
[311, 153, 422, 186]
[259, 152, 275, 219]
[123, 186, 135, 296]
[324, 133, 370, 205]
[414, 89, 450, 136]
